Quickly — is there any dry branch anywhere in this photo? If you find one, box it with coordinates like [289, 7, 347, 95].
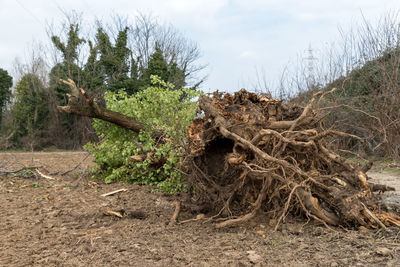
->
[61, 153, 91, 176]
[35, 169, 55, 180]
[0, 166, 55, 180]
[103, 210, 123, 218]
[58, 79, 144, 133]
[0, 166, 42, 175]
[101, 188, 127, 197]
[169, 199, 181, 225]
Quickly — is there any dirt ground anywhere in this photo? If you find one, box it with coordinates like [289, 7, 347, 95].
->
[0, 152, 399, 266]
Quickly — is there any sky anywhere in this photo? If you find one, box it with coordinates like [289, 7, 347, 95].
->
[1, 0, 400, 93]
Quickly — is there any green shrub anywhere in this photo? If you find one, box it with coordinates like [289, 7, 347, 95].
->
[84, 76, 201, 193]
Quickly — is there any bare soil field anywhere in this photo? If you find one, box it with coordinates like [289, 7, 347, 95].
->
[0, 152, 399, 266]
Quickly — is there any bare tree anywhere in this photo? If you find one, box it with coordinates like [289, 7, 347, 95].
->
[129, 13, 206, 87]
[283, 12, 400, 159]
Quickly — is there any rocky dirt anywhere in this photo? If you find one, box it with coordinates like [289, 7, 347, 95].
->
[0, 152, 399, 266]
[369, 166, 400, 205]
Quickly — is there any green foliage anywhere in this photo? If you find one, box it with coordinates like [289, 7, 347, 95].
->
[96, 27, 139, 94]
[328, 48, 400, 99]
[0, 68, 13, 125]
[145, 46, 169, 83]
[50, 21, 191, 98]
[51, 24, 85, 63]
[10, 15, 202, 150]
[142, 46, 186, 90]
[49, 62, 82, 106]
[49, 22, 105, 147]
[85, 76, 201, 193]
[12, 74, 49, 145]
[84, 40, 106, 92]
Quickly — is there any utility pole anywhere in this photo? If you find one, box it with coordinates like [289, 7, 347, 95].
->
[304, 44, 317, 87]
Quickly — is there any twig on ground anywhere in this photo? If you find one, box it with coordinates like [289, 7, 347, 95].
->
[35, 169, 55, 180]
[103, 210, 123, 218]
[62, 153, 91, 176]
[179, 214, 206, 224]
[0, 166, 42, 175]
[101, 188, 127, 197]
[169, 199, 181, 225]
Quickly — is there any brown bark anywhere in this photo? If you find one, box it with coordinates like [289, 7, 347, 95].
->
[57, 79, 144, 133]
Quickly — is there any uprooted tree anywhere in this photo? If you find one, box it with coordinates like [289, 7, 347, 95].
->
[58, 78, 400, 230]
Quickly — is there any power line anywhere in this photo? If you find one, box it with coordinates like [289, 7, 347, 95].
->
[14, 0, 44, 27]
[81, 0, 97, 18]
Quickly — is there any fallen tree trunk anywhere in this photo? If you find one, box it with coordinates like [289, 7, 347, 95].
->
[57, 79, 144, 133]
[57, 79, 400, 229]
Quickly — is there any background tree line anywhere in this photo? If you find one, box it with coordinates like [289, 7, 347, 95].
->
[0, 13, 205, 150]
[2, 11, 399, 160]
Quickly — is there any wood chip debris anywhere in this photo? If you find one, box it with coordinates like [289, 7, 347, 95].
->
[101, 188, 127, 197]
[103, 210, 124, 218]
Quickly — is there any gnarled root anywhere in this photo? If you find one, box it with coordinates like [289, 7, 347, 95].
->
[184, 89, 400, 229]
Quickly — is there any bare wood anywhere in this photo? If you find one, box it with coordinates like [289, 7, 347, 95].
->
[35, 169, 56, 180]
[103, 210, 123, 218]
[252, 129, 315, 148]
[296, 188, 339, 225]
[179, 214, 206, 224]
[289, 91, 323, 132]
[0, 166, 56, 180]
[274, 184, 302, 230]
[169, 199, 181, 225]
[58, 79, 144, 133]
[130, 154, 146, 162]
[101, 188, 128, 197]
[274, 91, 323, 155]
[332, 177, 347, 187]
[79, 88, 92, 105]
[62, 152, 91, 176]
[360, 202, 390, 232]
[199, 94, 302, 130]
[189, 90, 400, 229]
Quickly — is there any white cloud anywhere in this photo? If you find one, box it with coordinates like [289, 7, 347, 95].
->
[1, 0, 400, 91]
[240, 50, 256, 59]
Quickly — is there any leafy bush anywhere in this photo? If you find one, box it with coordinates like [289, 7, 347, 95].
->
[85, 76, 201, 193]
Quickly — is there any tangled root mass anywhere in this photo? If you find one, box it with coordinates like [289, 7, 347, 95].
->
[184, 89, 400, 229]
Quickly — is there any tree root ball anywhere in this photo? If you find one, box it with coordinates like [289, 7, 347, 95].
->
[183, 89, 400, 229]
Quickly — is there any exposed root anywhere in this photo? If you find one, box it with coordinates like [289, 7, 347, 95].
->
[184, 89, 400, 229]
[169, 199, 181, 225]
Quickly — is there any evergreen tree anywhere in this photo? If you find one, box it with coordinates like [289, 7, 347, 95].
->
[12, 74, 49, 145]
[96, 27, 138, 94]
[145, 46, 169, 83]
[141, 46, 186, 90]
[83, 40, 106, 94]
[49, 22, 100, 147]
[50, 23, 87, 103]
[51, 24, 85, 63]
[0, 68, 13, 126]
